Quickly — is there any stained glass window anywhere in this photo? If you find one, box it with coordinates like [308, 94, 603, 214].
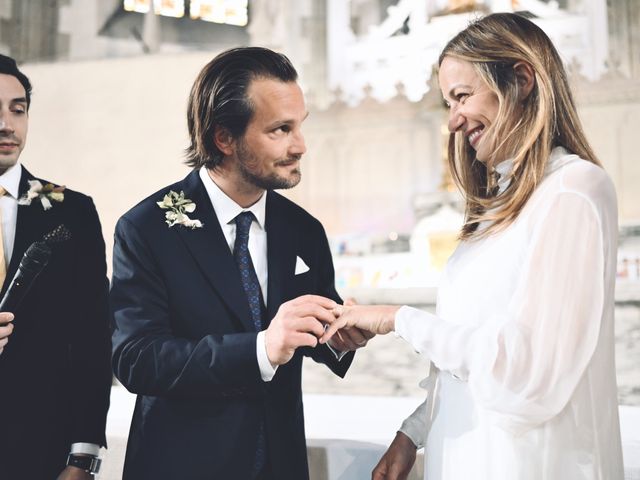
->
[123, 0, 248, 25]
[123, 0, 185, 18]
[190, 0, 248, 26]
[124, 0, 152, 13]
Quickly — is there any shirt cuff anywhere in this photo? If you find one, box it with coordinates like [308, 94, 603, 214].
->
[398, 398, 428, 449]
[257, 330, 277, 382]
[70, 443, 100, 456]
[397, 425, 423, 450]
[326, 340, 349, 361]
[394, 305, 414, 340]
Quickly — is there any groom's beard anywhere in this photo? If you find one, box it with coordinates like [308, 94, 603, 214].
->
[236, 138, 302, 191]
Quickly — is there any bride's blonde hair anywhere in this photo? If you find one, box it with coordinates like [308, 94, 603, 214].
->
[439, 13, 600, 240]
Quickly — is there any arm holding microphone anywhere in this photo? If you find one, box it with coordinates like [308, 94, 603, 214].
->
[0, 240, 52, 313]
[0, 217, 110, 477]
[0, 239, 53, 354]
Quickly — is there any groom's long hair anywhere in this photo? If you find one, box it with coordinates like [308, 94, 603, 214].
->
[185, 47, 298, 170]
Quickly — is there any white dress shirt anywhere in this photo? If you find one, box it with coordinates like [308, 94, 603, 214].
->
[0, 162, 22, 267]
[0, 164, 101, 459]
[396, 147, 623, 479]
[198, 167, 277, 381]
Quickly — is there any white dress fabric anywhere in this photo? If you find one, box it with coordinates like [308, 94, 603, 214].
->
[396, 147, 624, 480]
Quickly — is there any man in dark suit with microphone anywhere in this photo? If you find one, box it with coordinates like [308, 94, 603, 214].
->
[111, 47, 372, 480]
[0, 55, 112, 479]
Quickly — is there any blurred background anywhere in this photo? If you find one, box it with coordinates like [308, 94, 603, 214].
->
[1, 0, 638, 417]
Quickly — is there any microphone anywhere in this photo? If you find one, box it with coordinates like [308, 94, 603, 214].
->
[0, 242, 51, 313]
[0, 224, 72, 314]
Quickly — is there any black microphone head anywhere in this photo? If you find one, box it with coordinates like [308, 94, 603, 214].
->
[20, 241, 52, 273]
[43, 224, 72, 245]
[0, 242, 53, 313]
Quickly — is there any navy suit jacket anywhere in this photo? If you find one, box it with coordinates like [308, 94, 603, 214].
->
[111, 170, 353, 480]
[0, 166, 112, 479]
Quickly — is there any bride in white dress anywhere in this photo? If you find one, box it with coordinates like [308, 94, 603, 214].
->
[321, 13, 624, 480]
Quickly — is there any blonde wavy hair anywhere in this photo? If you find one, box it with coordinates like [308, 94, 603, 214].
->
[439, 13, 600, 240]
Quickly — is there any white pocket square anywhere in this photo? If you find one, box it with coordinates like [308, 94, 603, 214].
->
[295, 256, 310, 275]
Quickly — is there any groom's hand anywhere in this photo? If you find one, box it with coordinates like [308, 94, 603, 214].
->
[265, 295, 337, 366]
[372, 432, 417, 480]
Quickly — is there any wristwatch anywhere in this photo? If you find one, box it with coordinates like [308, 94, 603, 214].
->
[66, 454, 101, 474]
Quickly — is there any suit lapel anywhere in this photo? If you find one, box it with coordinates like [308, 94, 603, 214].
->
[3, 167, 51, 296]
[172, 170, 255, 332]
[265, 192, 296, 323]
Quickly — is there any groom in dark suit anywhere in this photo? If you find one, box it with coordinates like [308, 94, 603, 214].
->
[0, 55, 112, 479]
[111, 47, 371, 480]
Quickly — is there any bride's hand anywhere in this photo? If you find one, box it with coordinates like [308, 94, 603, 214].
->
[319, 304, 399, 344]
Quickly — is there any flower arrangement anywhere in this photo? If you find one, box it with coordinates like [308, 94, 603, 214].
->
[157, 190, 203, 229]
[18, 180, 65, 210]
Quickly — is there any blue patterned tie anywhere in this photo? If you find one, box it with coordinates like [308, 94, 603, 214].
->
[233, 211, 264, 331]
[233, 211, 267, 476]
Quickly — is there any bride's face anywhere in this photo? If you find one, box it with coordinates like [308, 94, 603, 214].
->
[439, 56, 500, 163]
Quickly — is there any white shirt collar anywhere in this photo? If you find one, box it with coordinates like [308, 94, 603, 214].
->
[494, 158, 513, 179]
[0, 163, 22, 199]
[493, 158, 513, 195]
[198, 167, 267, 229]
[493, 146, 574, 195]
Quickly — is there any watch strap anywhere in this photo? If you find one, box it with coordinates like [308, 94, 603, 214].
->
[66, 454, 101, 474]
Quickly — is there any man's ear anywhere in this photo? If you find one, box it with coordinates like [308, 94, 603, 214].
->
[513, 61, 535, 101]
[213, 126, 235, 156]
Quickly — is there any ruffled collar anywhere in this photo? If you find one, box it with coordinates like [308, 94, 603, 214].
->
[493, 158, 513, 195]
[492, 146, 572, 195]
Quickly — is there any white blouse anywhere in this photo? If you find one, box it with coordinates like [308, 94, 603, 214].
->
[396, 147, 624, 480]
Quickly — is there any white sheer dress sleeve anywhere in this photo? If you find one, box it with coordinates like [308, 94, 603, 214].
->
[395, 188, 609, 434]
[398, 397, 428, 448]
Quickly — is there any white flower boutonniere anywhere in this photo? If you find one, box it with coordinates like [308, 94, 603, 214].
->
[157, 190, 203, 229]
[18, 180, 65, 210]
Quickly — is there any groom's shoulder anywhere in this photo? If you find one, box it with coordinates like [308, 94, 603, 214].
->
[269, 190, 324, 232]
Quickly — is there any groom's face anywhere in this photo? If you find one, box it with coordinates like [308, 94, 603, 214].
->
[232, 77, 308, 190]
